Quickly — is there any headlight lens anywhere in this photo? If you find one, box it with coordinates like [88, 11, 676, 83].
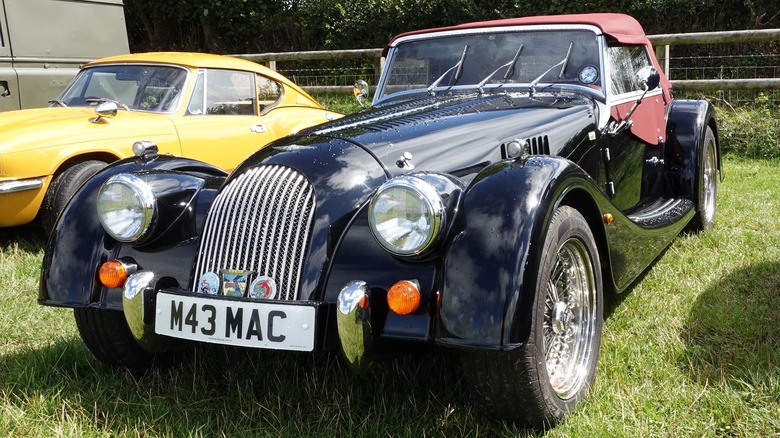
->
[368, 176, 445, 256]
[96, 174, 156, 242]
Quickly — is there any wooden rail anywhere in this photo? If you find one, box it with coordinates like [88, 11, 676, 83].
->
[234, 28, 780, 92]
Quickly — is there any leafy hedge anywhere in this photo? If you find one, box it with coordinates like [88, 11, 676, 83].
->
[715, 96, 780, 159]
[123, 0, 780, 53]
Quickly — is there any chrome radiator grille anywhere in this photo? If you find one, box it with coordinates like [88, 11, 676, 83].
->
[192, 165, 315, 301]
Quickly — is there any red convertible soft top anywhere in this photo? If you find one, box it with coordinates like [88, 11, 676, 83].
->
[386, 13, 652, 49]
[386, 13, 673, 145]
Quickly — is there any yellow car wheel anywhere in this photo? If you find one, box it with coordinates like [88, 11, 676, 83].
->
[41, 160, 107, 235]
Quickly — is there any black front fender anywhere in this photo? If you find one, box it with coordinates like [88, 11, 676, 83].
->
[436, 156, 601, 350]
[39, 156, 226, 309]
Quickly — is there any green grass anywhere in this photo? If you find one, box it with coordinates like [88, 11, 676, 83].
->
[2, 155, 780, 437]
[312, 92, 363, 115]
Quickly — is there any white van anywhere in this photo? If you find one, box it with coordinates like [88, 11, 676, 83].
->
[0, 0, 129, 111]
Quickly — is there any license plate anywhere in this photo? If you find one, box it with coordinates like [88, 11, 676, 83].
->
[155, 292, 316, 351]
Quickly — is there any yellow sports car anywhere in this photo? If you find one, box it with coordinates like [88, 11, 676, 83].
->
[0, 52, 342, 232]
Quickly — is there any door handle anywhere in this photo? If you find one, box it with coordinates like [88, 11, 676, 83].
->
[250, 124, 266, 133]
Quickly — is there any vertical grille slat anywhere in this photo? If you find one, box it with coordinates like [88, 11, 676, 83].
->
[282, 185, 315, 299]
[264, 168, 295, 290]
[192, 165, 316, 301]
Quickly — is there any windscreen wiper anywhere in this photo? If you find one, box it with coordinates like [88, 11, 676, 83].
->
[529, 41, 574, 96]
[476, 45, 524, 93]
[427, 45, 469, 95]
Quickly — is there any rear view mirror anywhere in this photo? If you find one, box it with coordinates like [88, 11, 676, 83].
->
[353, 80, 370, 108]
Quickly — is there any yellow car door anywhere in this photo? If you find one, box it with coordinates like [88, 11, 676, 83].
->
[174, 69, 277, 171]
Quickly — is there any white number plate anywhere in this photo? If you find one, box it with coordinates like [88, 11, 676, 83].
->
[155, 292, 316, 351]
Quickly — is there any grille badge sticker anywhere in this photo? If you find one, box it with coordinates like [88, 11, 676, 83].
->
[221, 269, 251, 297]
[198, 272, 219, 295]
[249, 276, 277, 300]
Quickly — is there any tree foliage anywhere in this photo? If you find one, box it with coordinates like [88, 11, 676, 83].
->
[123, 0, 780, 53]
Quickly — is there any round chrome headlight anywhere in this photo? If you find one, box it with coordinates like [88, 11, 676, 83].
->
[368, 176, 445, 256]
[96, 174, 156, 242]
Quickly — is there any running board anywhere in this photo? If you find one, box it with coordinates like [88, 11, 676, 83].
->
[627, 198, 694, 228]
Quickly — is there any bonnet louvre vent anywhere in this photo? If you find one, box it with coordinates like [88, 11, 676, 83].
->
[528, 135, 550, 155]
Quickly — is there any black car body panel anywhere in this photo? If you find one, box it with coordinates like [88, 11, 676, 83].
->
[308, 92, 600, 181]
[40, 156, 227, 309]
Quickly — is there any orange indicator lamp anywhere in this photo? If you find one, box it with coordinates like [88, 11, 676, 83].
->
[98, 260, 129, 288]
[387, 280, 421, 315]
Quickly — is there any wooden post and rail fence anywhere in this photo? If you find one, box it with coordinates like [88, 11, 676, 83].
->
[235, 28, 780, 93]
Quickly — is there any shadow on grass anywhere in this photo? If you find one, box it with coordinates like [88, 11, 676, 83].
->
[2, 335, 545, 436]
[680, 261, 780, 387]
[0, 225, 46, 251]
[603, 247, 664, 320]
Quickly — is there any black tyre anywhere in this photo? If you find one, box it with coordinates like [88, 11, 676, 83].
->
[688, 126, 718, 232]
[74, 308, 185, 375]
[41, 160, 107, 235]
[462, 206, 603, 428]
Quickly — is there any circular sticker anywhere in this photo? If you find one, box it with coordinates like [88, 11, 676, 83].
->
[198, 272, 219, 295]
[248, 276, 277, 299]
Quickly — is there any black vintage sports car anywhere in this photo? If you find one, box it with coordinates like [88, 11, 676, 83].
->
[40, 13, 719, 427]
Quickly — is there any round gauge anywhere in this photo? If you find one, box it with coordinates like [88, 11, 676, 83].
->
[578, 65, 599, 84]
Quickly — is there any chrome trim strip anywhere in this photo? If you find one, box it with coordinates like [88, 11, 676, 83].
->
[0, 178, 44, 194]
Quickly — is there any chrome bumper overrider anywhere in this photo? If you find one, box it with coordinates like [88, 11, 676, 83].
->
[122, 271, 169, 352]
[336, 280, 374, 372]
[0, 177, 44, 194]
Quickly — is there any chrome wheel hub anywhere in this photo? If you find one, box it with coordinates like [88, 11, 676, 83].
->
[552, 301, 571, 335]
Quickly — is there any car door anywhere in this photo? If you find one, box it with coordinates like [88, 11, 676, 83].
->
[603, 44, 667, 211]
[173, 68, 280, 171]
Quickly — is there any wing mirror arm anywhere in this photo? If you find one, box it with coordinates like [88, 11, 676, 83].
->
[606, 66, 660, 136]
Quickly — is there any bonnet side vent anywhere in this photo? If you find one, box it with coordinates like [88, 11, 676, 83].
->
[529, 135, 550, 155]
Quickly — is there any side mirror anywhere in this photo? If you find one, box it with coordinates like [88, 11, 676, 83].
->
[90, 101, 118, 123]
[605, 66, 662, 136]
[353, 80, 370, 108]
[636, 66, 660, 91]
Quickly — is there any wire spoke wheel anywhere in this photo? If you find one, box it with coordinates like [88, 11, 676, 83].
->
[701, 134, 718, 226]
[461, 206, 603, 427]
[543, 237, 598, 399]
[689, 125, 718, 232]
